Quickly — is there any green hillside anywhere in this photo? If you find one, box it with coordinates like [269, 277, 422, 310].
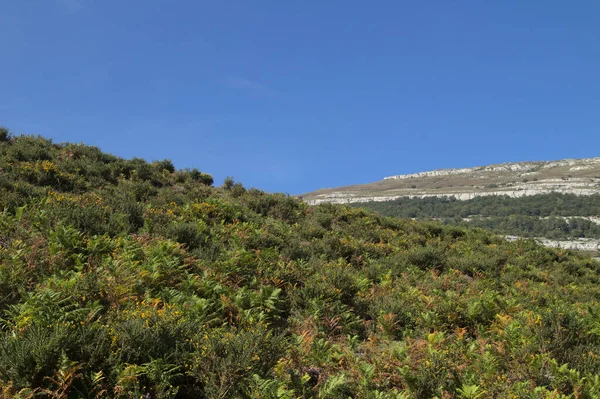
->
[2, 130, 600, 398]
[356, 195, 600, 239]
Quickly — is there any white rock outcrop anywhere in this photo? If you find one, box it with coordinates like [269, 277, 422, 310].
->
[306, 187, 599, 205]
[504, 236, 600, 252]
[383, 158, 600, 180]
[305, 157, 600, 205]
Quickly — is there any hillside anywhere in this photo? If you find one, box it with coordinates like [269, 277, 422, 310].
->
[302, 157, 600, 205]
[354, 194, 600, 240]
[2, 130, 600, 398]
[302, 158, 600, 255]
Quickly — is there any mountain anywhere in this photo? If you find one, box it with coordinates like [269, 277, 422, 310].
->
[302, 157, 600, 257]
[302, 157, 600, 205]
[2, 130, 600, 397]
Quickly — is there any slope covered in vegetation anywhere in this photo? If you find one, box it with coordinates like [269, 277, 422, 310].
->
[1, 130, 600, 398]
[357, 194, 600, 239]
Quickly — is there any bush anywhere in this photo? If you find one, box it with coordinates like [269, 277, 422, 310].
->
[0, 127, 10, 142]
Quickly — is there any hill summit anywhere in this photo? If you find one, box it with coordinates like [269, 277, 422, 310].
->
[303, 157, 600, 205]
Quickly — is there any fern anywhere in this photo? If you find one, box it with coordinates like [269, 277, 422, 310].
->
[318, 373, 354, 399]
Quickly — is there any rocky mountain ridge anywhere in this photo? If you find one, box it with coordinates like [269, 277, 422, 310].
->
[303, 157, 600, 205]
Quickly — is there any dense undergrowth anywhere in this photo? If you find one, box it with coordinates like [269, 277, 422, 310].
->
[2, 130, 600, 398]
[357, 195, 600, 239]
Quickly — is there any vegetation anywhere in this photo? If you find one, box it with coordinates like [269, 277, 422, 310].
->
[2, 130, 600, 398]
[357, 194, 600, 239]
[456, 215, 600, 239]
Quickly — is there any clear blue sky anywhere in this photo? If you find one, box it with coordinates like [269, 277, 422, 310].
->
[2, 1, 599, 194]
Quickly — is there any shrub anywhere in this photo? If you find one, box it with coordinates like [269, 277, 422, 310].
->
[0, 127, 10, 142]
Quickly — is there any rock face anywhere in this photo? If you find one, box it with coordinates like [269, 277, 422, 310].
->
[504, 236, 600, 253]
[302, 157, 600, 205]
[383, 158, 600, 180]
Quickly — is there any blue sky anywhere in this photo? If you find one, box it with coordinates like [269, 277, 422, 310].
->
[1, 1, 599, 194]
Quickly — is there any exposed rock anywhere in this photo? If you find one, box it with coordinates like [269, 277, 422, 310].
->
[504, 236, 600, 252]
[302, 156, 600, 205]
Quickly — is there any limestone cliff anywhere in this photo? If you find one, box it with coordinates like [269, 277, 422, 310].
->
[302, 157, 600, 205]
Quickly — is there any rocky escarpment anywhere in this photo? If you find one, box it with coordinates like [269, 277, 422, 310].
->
[302, 157, 600, 205]
[505, 236, 600, 252]
[383, 158, 600, 180]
